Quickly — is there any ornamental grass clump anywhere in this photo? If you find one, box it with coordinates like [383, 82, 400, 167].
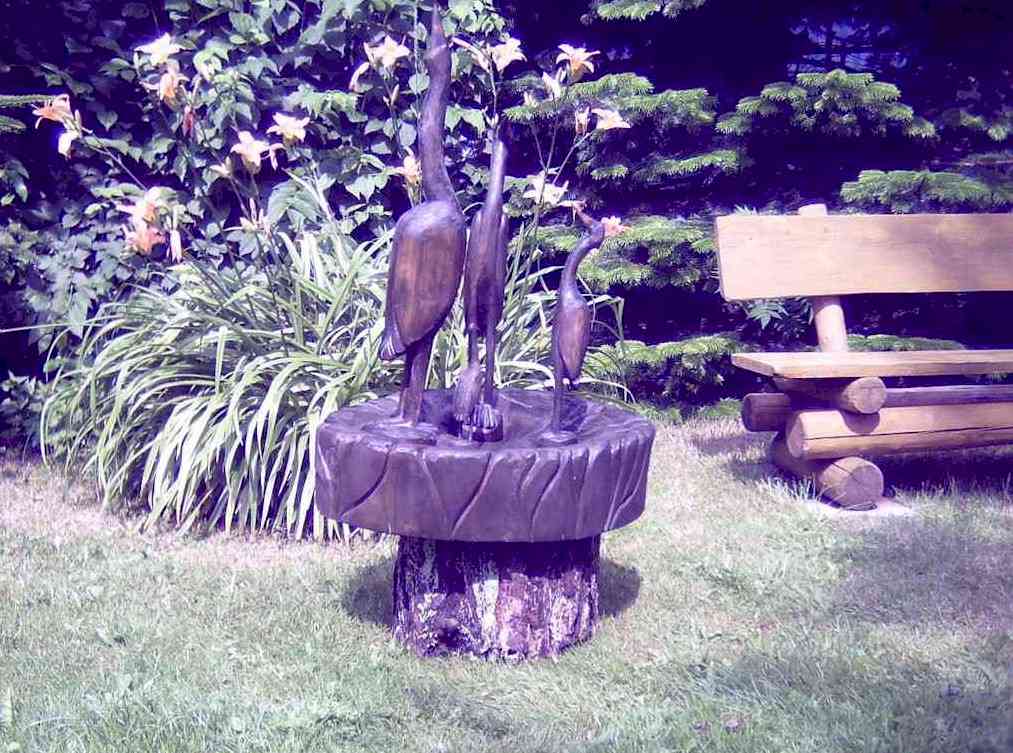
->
[40, 180, 571, 539]
[42, 214, 397, 539]
[32, 17, 630, 538]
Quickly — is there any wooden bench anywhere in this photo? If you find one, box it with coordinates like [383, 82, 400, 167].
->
[715, 204, 1013, 509]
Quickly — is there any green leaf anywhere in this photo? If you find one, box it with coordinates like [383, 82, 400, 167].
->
[229, 11, 258, 35]
[408, 72, 430, 95]
[398, 122, 416, 148]
[95, 108, 118, 131]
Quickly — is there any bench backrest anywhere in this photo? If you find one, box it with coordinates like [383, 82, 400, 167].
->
[715, 211, 1013, 301]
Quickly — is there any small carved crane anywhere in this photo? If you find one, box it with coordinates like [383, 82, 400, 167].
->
[453, 126, 509, 441]
[378, 1, 467, 432]
[541, 208, 606, 445]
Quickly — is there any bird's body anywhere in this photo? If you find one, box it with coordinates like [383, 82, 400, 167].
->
[453, 129, 509, 440]
[378, 1, 465, 427]
[546, 211, 605, 438]
[380, 201, 467, 360]
[554, 284, 593, 384]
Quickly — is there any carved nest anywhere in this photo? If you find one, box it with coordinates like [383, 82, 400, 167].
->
[315, 388, 655, 542]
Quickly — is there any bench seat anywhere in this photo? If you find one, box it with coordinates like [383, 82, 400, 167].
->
[731, 349, 1013, 379]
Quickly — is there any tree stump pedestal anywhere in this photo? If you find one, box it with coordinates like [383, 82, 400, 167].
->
[393, 536, 599, 659]
[316, 388, 655, 660]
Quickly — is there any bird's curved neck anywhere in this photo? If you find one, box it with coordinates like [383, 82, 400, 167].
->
[562, 225, 604, 288]
[484, 130, 507, 209]
[419, 4, 457, 207]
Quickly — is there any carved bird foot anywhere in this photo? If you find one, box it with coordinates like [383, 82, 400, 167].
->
[363, 416, 440, 446]
[464, 403, 503, 443]
[453, 363, 483, 425]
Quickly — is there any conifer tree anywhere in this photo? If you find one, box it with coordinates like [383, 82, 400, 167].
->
[0, 94, 49, 205]
[507, 0, 1011, 415]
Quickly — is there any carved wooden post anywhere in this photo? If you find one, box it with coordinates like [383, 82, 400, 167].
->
[764, 204, 877, 509]
[798, 204, 849, 353]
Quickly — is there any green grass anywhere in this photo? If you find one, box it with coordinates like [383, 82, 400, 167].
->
[2, 418, 1013, 752]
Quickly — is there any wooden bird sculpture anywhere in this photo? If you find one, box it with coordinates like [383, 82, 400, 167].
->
[453, 125, 510, 441]
[378, 1, 467, 430]
[542, 208, 605, 445]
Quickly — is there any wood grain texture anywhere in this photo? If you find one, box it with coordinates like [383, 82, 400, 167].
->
[770, 438, 882, 509]
[885, 384, 1013, 407]
[455, 127, 509, 439]
[315, 388, 655, 542]
[742, 392, 795, 432]
[786, 402, 1013, 459]
[377, 3, 465, 425]
[392, 535, 598, 660]
[773, 376, 887, 414]
[743, 385, 1013, 432]
[731, 349, 1013, 378]
[811, 295, 849, 352]
[715, 213, 1013, 300]
[548, 210, 605, 437]
[795, 206, 851, 354]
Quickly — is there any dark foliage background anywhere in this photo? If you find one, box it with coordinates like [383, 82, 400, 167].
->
[1, 0, 1011, 434]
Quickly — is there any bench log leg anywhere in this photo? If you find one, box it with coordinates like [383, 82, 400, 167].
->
[770, 436, 883, 510]
[392, 535, 599, 661]
[773, 376, 887, 415]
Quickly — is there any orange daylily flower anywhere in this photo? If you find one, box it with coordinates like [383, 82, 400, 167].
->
[116, 187, 167, 226]
[32, 95, 72, 128]
[136, 33, 182, 67]
[364, 36, 410, 69]
[124, 218, 165, 255]
[592, 108, 632, 131]
[556, 44, 600, 81]
[524, 172, 568, 207]
[266, 113, 311, 145]
[490, 37, 525, 72]
[391, 150, 421, 188]
[156, 60, 188, 104]
[230, 131, 283, 174]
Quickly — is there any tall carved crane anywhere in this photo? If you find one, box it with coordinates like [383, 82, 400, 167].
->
[378, 1, 467, 427]
[543, 208, 605, 443]
[454, 126, 509, 441]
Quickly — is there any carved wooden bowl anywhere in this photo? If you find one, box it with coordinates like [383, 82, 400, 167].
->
[315, 388, 655, 542]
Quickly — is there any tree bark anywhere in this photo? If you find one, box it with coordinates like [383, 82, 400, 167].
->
[392, 535, 600, 660]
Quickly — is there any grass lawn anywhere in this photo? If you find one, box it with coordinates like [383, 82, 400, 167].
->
[2, 417, 1013, 752]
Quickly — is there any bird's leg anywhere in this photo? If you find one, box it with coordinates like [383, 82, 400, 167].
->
[483, 318, 497, 409]
[400, 333, 433, 425]
[468, 326, 479, 367]
[536, 345, 575, 446]
[453, 326, 482, 430]
[472, 318, 503, 439]
[551, 371, 563, 434]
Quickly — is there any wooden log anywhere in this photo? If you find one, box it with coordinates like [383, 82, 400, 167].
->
[797, 204, 850, 354]
[774, 376, 886, 414]
[786, 402, 1013, 460]
[810, 296, 849, 353]
[392, 535, 599, 660]
[770, 438, 882, 510]
[716, 212, 1013, 300]
[742, 392, 793, 432]
[743, 385, 1013, 433]
[732, 349, 1013, 379]
[884, 384, 1013, 407]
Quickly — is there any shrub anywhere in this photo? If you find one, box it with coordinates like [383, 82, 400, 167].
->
[40, 172, 593, 538]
